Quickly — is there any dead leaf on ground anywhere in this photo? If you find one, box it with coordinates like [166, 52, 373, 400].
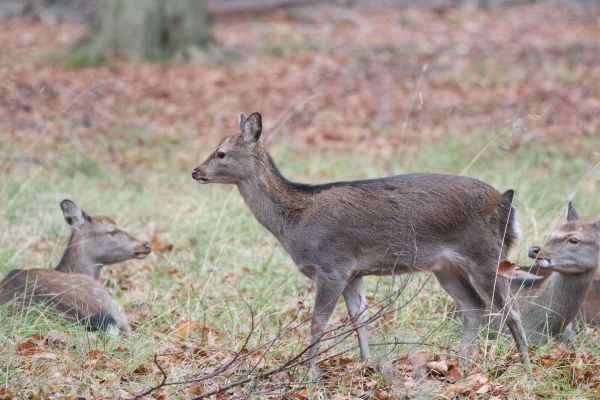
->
[540, 356, 558, 366]
[151, 235, 174, 253]
[447, 362, 464, 380]
[174, 318, 199, 337]
[288, 388, 315, 400]
[427, 359, 449, 376]
[0, 386, 14, 400]
[187, 384, 204, 396]
[16, 334, 46, 356]
[318, 357, 354, 371]
[475, 384, 491, 394]
[133, 364, 151, 375]
[108, 358, 123, 370]
[374, 389, 396, 400]
[87, 349, 106, 361]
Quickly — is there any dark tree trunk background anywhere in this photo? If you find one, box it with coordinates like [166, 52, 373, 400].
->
[72, 0, 221, 64]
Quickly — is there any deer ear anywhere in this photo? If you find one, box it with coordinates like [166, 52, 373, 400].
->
[239, 113, 247, 132]
[60, 199, 90, 228]
[502, 189, 515, 204]
[240, 112, 262, 143]
[567, 201, 581, 222]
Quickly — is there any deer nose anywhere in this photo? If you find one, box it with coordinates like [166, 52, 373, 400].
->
[143, 242, 152, 253]
[528, 246, 541, 259]
[192, 168, 199, 179]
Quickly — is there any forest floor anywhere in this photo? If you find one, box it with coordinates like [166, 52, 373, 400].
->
[1, 2, 599, 399]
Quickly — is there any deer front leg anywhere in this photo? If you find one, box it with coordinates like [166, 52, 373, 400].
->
[307, 273, 346, 369]
[342, 276, 371, 360]
[557, 323, 576, 346]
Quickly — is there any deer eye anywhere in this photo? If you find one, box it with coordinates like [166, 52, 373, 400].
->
[109, 230, 119, 237]
[568, 238, 580, 245]
[217, 151, 226, 159]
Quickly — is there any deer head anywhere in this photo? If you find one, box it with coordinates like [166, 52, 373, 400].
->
[528, 202, 600, 275]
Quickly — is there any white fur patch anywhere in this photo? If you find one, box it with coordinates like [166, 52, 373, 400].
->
[511, 207, 522, 239]
[538, 259, 550, 268]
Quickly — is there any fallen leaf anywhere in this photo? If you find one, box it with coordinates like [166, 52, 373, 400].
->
[169, 353, 186, 364]
[151, 235, 174, 253]
[193, 348, 208, 360]
[288, 388, 313, 400]
[427, 359, 449, 376]
[115, 345, 128, 353]
[447, 363, 464, 380]
[15, 334, 46, 356]
[16, 341, 43, 356]
[540, 356, 558, 367]
[108, 358, 123, 370]
[87, 350, 106, 361]
[476, 384, 491, 394]
[0, 387, 13, 400]
[142, 263, 155, 272]
[133, 364, 150, 375]
[187, 384, 204, 396]
[374, 389, 391, 399]
[175, 319, 199, 337]
[497, 260, 519, 279]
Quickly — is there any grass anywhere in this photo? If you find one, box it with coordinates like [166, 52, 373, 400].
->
[0, 128, 599, 398]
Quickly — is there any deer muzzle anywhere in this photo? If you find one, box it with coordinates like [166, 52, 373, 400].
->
[191, 168, 209, 183]
[134, 242, 152, 259]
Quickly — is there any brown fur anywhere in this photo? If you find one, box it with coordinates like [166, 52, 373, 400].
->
[514, 205, 600, 342]
[192, 112, 530, 366]
[0, 200, 150, 332]
[0, 269, 126, 331]
[582, 273, 600, 325]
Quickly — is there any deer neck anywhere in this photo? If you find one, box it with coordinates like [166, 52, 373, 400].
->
[237, 153, 307, 241]
[55, 233, 103, 279]
[534, 269, 595, 329]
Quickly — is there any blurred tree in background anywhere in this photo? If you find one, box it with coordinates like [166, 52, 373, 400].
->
[70, 0, 221, 65]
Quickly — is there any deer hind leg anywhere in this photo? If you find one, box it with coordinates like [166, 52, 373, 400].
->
[342, 276, 371, 360]
[307, 273, 346, 369]
[434, 266, 486, 361]
[469, 263, 530, 368]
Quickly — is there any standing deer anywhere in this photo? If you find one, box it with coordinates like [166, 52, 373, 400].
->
[191, 112, 530, 367]
[514, 202, 600, 342]
[0, 200, 151, 333]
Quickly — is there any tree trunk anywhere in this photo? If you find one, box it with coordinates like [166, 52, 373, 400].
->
[70, 0, 220, 65]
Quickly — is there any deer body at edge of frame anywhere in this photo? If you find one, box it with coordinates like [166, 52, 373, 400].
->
[515, 202, 600, 342]
[0, 199, 151, 333]
[192, 112, 530, 368]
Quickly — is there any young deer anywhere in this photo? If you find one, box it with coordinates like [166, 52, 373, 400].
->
[514, 202, 600, 342]
[0, 200, 151, 333]
[191, 112, 530, 367]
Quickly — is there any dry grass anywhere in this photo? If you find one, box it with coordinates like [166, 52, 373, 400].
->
[1, 2, 600, 398]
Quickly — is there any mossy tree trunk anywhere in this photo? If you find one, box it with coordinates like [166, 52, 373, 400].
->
[71, 0, 220, 65]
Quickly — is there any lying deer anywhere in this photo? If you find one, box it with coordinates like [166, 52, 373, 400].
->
[191, 112, 530, 367]
[0, 200, 151, 333]
[512, 202, 600, 342]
